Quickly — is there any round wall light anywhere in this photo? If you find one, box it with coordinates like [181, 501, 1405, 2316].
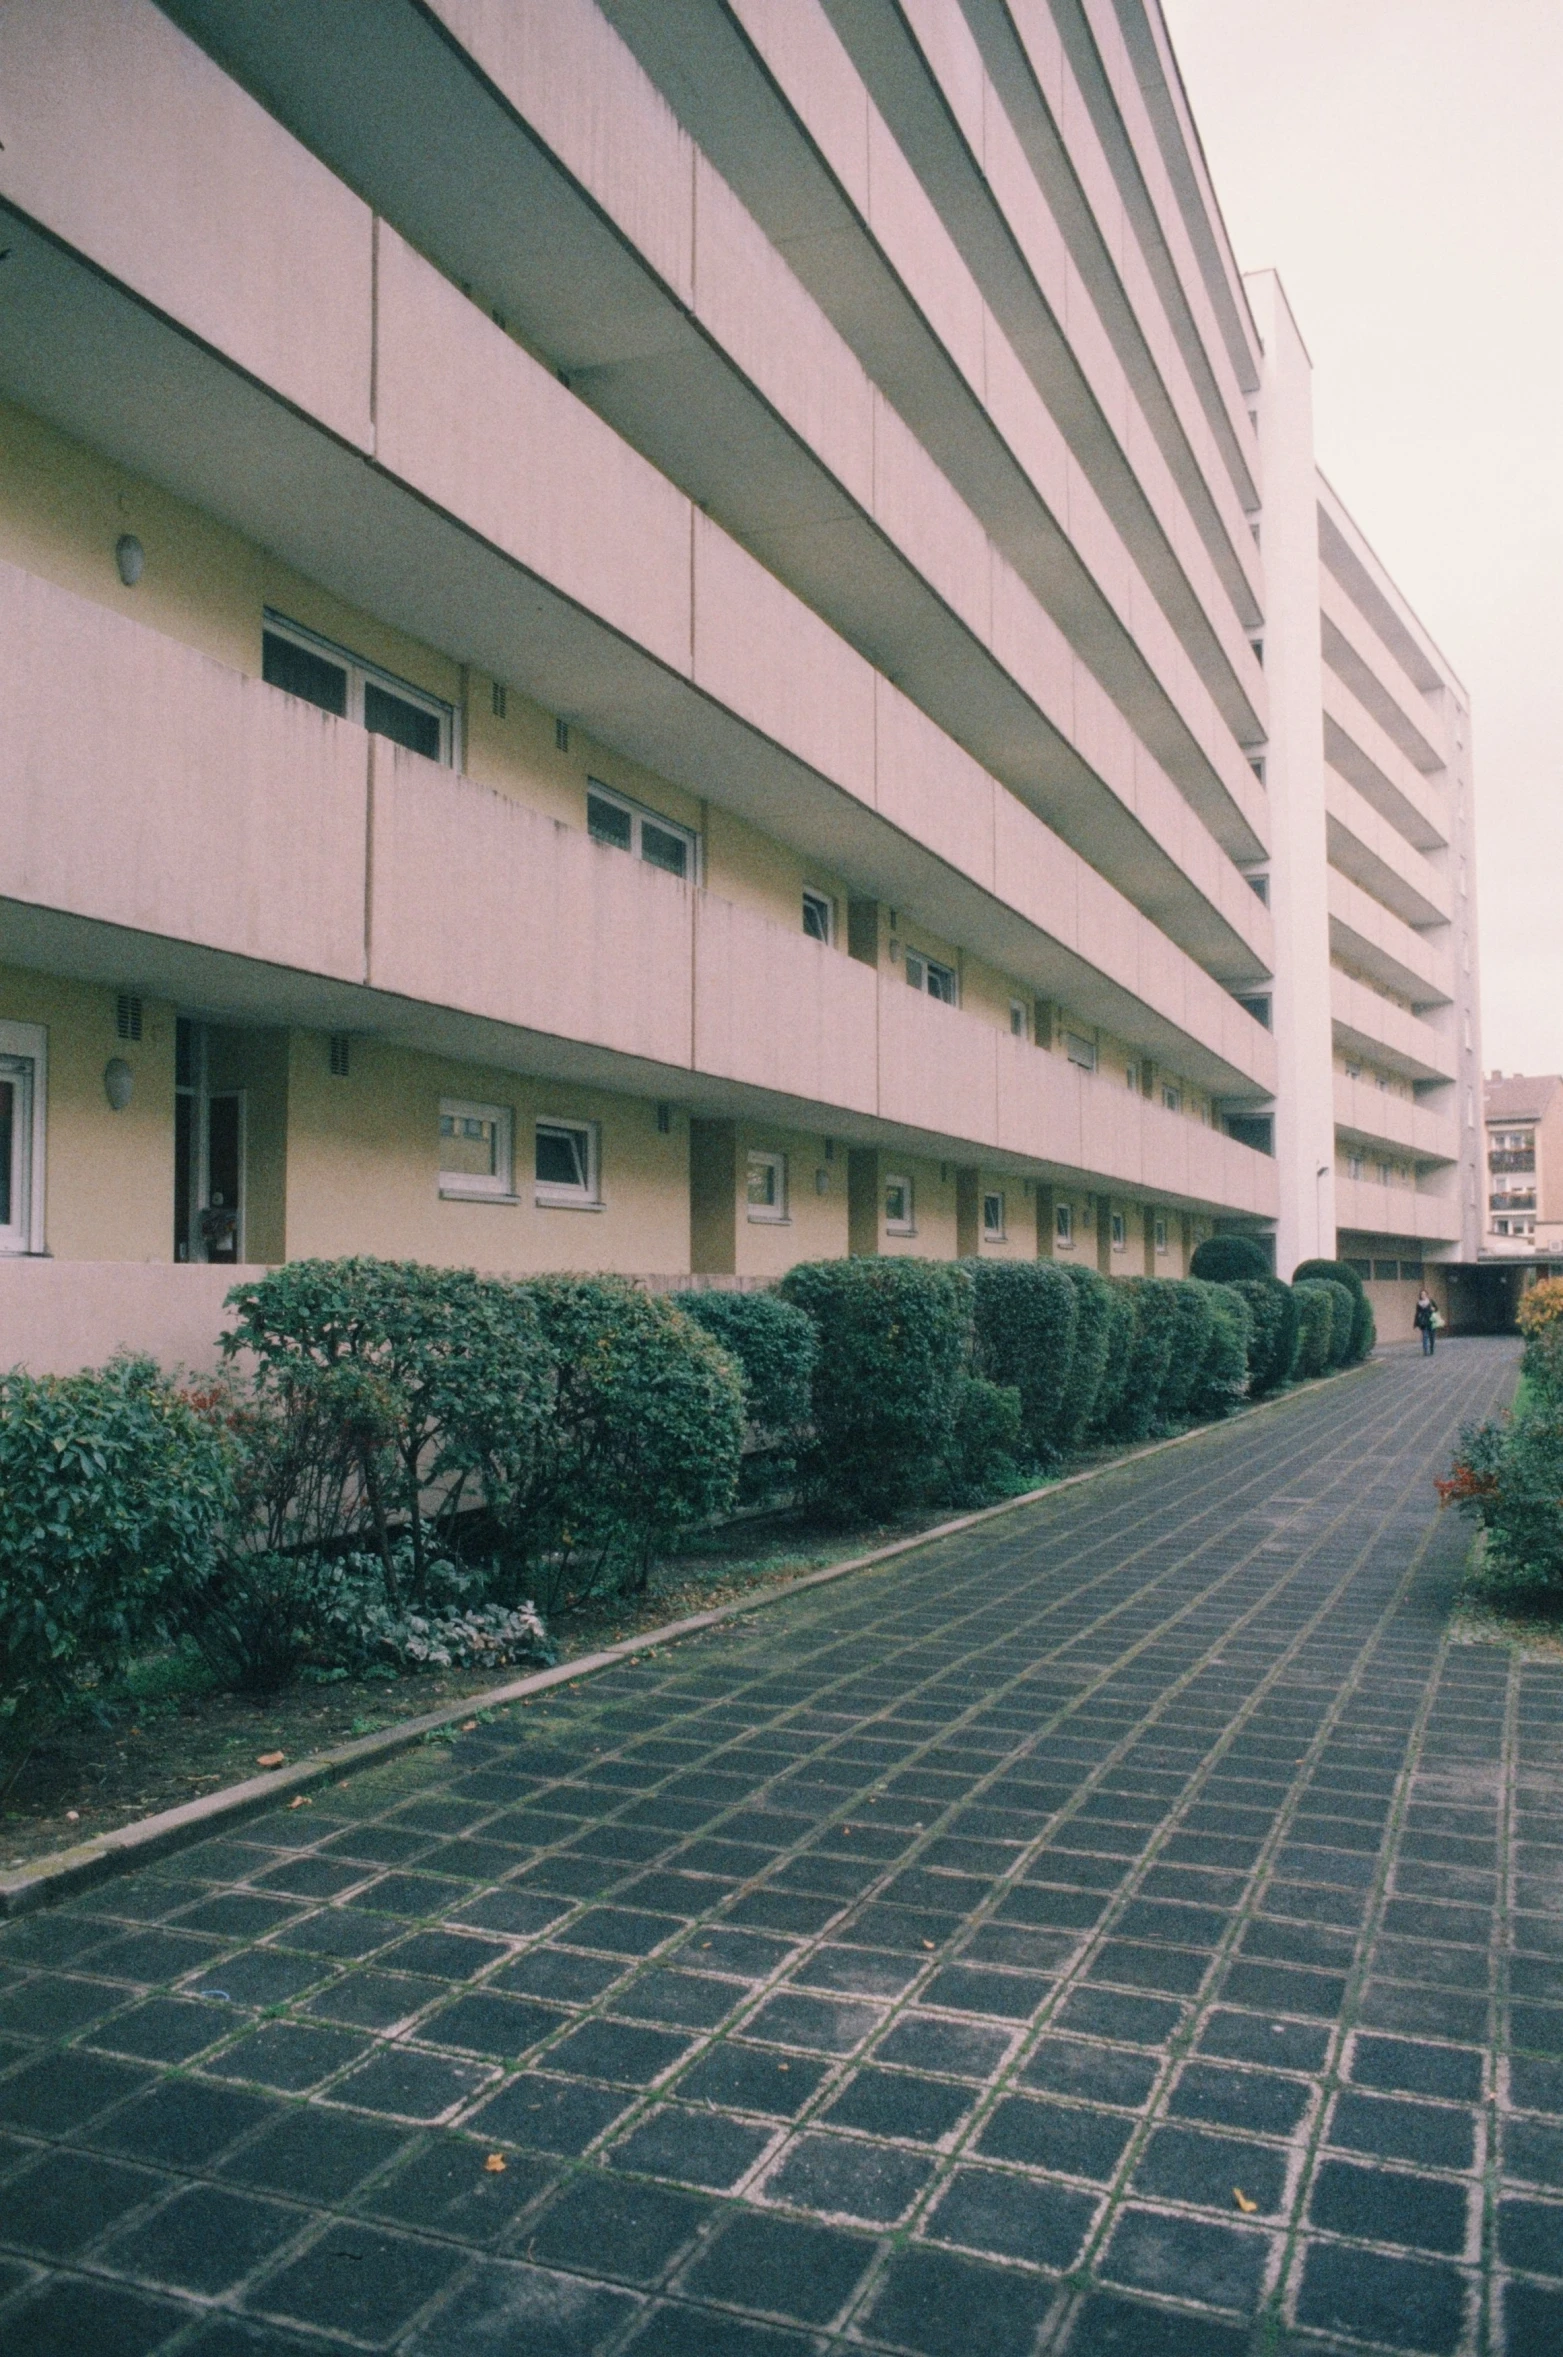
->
[103, 1057, 134, 1112]
[115, 533, 145, 587]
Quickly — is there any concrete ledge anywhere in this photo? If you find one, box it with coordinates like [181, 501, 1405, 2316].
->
[0, 1359, 1378, 1918]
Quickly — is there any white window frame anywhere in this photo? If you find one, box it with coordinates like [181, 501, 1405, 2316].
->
[746, 1148, 789, 1224]
[1009, 999, 1028, 1040]
[0, 1020, 46, 1256]
[904, 949, 958, 1005]
[586, 779, 698, 882]
[438, 1097, 515, 1201]
[1154, 1215, 1169, 1255]
[802, 889, 835, 945]
[1054, 1201, 1074, 1248]
[884, 1172, 916, 1235]
[534, 1116, 602, 1209]
[1126, 1063, 1139, 1092]
[263, 609, 456, 766]
[1064, 1030, 1097, 1072]
[982, 1190, 1006, 1243]
[1161, 1084, 1182, 1114]
[1110, 1210, 1127, 1251]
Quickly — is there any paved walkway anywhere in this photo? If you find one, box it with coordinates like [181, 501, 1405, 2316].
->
[1, 1339, 1556, 2357]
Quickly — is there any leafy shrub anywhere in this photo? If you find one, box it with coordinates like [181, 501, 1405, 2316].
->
[1108, 1280, 1181, 1441]
[1518, 1276, 1563, 1338]
[1522, 1317, 1563, 1405]
[941, 1375, 1027, 1506]
[1292, 1258, 1374, 1364]
[1291, 1280, 1336, 1379]
[1054, 1264, 1114, 1452]
[1321, 1279, 1358, 1370]
[1089, 1281, 1139, 1439]
[222, 1259, 550, 1607]
[965, 1261, 1076, 1465]
[501, 1278, 745, 1608]
[1189, 1283, 1253, 1420]
[1190, 1234, 1271, 1284]
[678, 1290, 817, 1437]
[1441, 1401, 1563, 1597]
[1232, 1276, 1298, 1396]
[780, 1258, 971, 1519]
[1158, 1280, 1216, 1425]
[0, 1358, 231, 1751]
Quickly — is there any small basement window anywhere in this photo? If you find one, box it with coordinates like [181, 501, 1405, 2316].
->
[905, 950, 957, 1004]
[535, 1118, 600, 1207]
[802, 889, 835, 944]
[1110, 1211, 1127, 1251]
[587, 781, 696, 879]
[264, 611, 454, 763]
[884, 1173, 915, 1234]
[1055, 1201, 1073, 1246]
[746, 1149, 788, 1223]
[439, 1098, 513, 1199]
[983, 1191, 1005, 1242]
[1154, 1215, 1169, 1254]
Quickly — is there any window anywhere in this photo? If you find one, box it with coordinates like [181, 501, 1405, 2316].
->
[802, 890, 835, 944]
[0, 1022, 46, 1255]
[1348, 1152, 1364, 1180]
[1055, 1201, 1074, 1246]
[884, 1173, 915, 1234]
[1064, 1031, 1097, 1072]
[1372, 1259, 1399, 1281]
[905, 950, 957, 1004]
[983, 1191, 1005, 1242]
[1110, 1211, 1127, 1251]
[1009, 999, 1027, 1039]
[1154, 1216, 1169, 1254]
[1161, 1085, 1182, 1114]
[263, 611, 454, 764]
[587, 781, 696, 879]
[439, 1099, 513, 1199]
[1345, 1061, 1362, 1081]
[746, 1149, 788, 1223]
[1126, 1063, 1139, 1092]
[1378, 1160, 1394, 1186]
[535, 1118, 599, 1207]
[1236, 993, 1272, 1030]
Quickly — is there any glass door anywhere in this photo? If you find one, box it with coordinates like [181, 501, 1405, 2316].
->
[0, 1055, 31, 1254]
[174, 1021, 244, 1262]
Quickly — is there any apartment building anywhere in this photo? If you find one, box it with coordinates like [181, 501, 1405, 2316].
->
[0, 1, 1477, 1370]
[1484, 1075, 1563, 1254]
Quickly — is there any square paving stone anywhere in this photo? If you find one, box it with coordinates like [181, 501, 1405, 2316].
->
[1503, 2118, 1563, 2186]
[320, 1825, 434, 1867]
[1510, 2004, 1563, 2057]
[0, 2274, 182, 2357]
[494, 1948, 628, 2005]
[860, 2244, 1060, 2357]
[1328, 2092, 1476, 2172]
[745, 1992, 883, 2053]
[1195, 2012, 1331, 2073]
[303, 1971, 444, 2031]
[1308, 2160, 1469, 2254]
[250, 2221, 465, 2343]
[819, 2067, 973, 2145]
[997, 1887, 1109, 1931]
[400, 2257, 640, 2354]
[423, 1992, 568, 2058]
[1360, 1984, 1491, 2042]
[543, 2020, 696, 2086]
[1053, 1988, 1186, 2047]
[924, 2164, 1098, 2269]
[354, 1874, 470, 1920]
[874, 2015, 1015, 2081]
[612, 1971, 743, 2029]
[679, 2207, 875, 2326]
[920, 1966, 1053, 2019]
[468, 2074, 636, 2156]
[219, 2107, 409, 2202]
[0, 2049, 151, 2135]
[608, 2103, 774, 2190]
[361, 2135, 555, 2241]
[1509, 2057, 1563, 2118]
[376, 1930, 506, 1982]
[85, 1997, 226, 2065]
[1099, 2208, 1269, 2315]
[0, 2144, 165, 2256]
[1503, 2276, 1563, 2352]
[250, 1856, 369, 1901]
[176, 1895, 304, 1941]
[331, 2047, 495, 2122]
[675, 1929, 797, 1980]
[564, 1910, 684, 1958]
[206, 2021, 370, 2092]
[1064, 2288, 1250, 2355]
[189, 1949, 325, 2008]
[1167, 2062, 1311, 2136]
[0, 1912, 116, 1967]
[1293, 2240, 1467, 2354]
[674, 2044, 828, 2118]
[616, 2304, 808, 2357]
[789, 1946, 922, 2000]
[759, 2130, 934, 2225]
[97, 2077, 279, 2166]
[270, 1909, 391, 1961]
[1087, 1943, 1213, 1998]
[38, 1935, 219, 1993]
[1350, 2035, 1484, 2103]
[1220, 1962, 1347, 2017]
[525, 2172, 712, 2282]
[1497, 2194, 1563, 2276]
[1021, 2040, 1160, 2109]
[1131, 2125, 1289, 2217]
[975, 2096, 1135, 2182]
[101, 2180, 301, 2296]
[450, 1889, 572, 1939]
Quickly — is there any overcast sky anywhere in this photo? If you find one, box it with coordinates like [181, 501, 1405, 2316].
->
[1160, 0, 1563, 1077]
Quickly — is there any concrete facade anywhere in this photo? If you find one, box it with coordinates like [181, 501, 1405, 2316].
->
[1484, 1074, 1563, 1255]
[0, 0, 1480, 1368]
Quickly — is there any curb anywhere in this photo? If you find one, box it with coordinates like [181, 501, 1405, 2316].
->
[0, 1358, 1378, 1919]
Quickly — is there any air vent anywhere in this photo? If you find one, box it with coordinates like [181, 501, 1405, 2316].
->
[116, 993, 142, 1042]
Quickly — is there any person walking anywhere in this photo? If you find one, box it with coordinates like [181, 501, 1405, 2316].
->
[1414, 1288, 1437, 1355]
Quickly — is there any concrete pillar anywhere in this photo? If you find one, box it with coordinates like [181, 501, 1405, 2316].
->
[689, 1118, 736, 1275]
[955, 1167, 980, 1258]
[847, 1147, 879, 1255]
[1036, 1184, 1056, 1259]
[1096, 1194, 1113, 1277]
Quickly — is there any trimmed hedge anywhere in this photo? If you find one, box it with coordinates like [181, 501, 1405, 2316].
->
[1158, 1279, 1217, 1425]
[1109, 1279, 1181, 1442]
[965, 1260, 1077, 1466]
[1189, 1282, 1253, 1420]
[1292, 1258, 1374, 1365]
[1190, 1234, 1271, 1284]
[679, 1290, 818, 1438]
[1291, 1280, 1336, 1379]
[1232, 1276, 1299, 1397]
[1090, 1282, 1139, 1439]
[780, 1257, 971, 1519]
[1055, 1265, 1115, 1451]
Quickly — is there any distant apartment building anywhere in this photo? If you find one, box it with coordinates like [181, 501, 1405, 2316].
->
[0, 1, 1480, 1367]
[1484, 1076, 1563, 1253]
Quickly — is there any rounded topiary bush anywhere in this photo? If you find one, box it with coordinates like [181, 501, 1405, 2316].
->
[1319, 1278, 1358, 1370]
[1291, 1280, 1336, 1380]
[779, 1258, 971, 1519]
[679, 1289, 818, 1438]
[1292, 1258, 1374, 1364]
[1232, 1276, 1298, 1397]
[964, 1260, 1076, 1466]
[1089, 1281, 1139, 1439]
[1054, 1264, 1115, 1452]
[1109, 1279, 1181, 1442]
[1189, 1282, 1253, 1420]
[1158, 1278, 1217, 1426]
[1190, 1234, 1271, 1285]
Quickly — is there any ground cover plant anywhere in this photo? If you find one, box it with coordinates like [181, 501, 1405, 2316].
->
[1445, 1277, 1563, 1612]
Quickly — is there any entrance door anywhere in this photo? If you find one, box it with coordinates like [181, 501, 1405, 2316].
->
[174, 1020, 245, 1262]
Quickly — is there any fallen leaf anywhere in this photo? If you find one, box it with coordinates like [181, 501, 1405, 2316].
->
[1233, 2188, 1257, 2214]
[65, 1810, 80, 1823]
[288, 1795, 312, 1810]
[922, 1939, 936, 1951]
[484, 2153, 507, 2174]
[257, 1751, 286, 1769]
[460, 1720, 478, 1733]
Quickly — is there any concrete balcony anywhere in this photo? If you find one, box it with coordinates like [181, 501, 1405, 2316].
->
[1319, 569, 1445, 776]
[1330, 972, 1455, 1087]
[1334, 1176, 1461, 1246]
[1325, 773, 1450, 930]
[1322, 671, 1448, 856]
[1333, 1076, 1457, 1167]
[1327, 872, 1451, 1009]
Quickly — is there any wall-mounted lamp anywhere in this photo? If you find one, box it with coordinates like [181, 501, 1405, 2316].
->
[104, 1057, 134, 1112]
[115, 533, 144, 587]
